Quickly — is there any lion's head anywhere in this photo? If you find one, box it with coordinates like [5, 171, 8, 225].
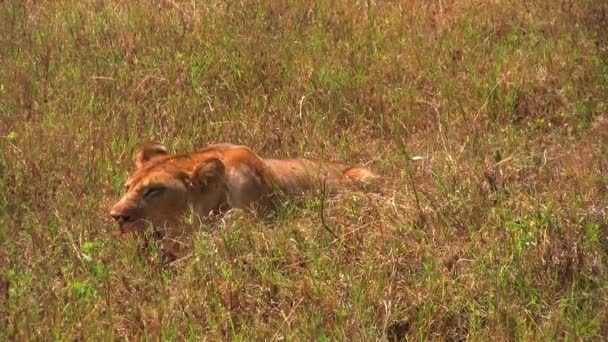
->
[110, 143, 228, 233]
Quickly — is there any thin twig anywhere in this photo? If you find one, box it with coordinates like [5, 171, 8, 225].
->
[398, 147, 426, 226]
[271, 297, 305, 342]
[90, 76, 116, 81]
[406, 164, 425, 226]
[319, 176, 338, 239]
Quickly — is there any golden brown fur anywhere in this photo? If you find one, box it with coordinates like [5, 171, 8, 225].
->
[110, 142, 377, 254]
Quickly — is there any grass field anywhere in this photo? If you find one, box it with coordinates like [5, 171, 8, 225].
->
[1, 0, 608, 339]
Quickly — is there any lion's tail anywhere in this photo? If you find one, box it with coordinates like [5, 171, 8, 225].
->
[263, 158, 379, 193]
[342, 166, 379, 183]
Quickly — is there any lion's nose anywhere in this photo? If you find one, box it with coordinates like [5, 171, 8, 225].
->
[110, 209, 130, 223]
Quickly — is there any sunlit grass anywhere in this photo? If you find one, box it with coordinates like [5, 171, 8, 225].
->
[1, 0, 607, 339]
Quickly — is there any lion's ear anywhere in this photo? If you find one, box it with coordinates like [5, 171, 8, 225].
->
[136, 142, 168, 168]
[191, 158, 225, 188]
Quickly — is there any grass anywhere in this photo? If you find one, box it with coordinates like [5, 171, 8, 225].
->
[1, 0, 608, 339]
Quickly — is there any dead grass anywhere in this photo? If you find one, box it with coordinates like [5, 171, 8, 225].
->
[1, 0, 607, 339]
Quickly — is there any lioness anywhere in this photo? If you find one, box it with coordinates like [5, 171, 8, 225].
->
[110, 142, 377, 255]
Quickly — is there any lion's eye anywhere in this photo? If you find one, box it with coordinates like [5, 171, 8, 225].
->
[143, 186, 165, 198]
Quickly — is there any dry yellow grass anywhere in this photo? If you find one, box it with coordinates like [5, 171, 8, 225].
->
[1, 0, 607, 339]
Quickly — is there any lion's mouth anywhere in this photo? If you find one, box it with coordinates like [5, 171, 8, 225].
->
[118, 222, 135, 234]
[117, 219, 148, 234]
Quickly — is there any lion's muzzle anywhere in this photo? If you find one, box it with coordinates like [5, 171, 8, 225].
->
[110, 202, 137, 225]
